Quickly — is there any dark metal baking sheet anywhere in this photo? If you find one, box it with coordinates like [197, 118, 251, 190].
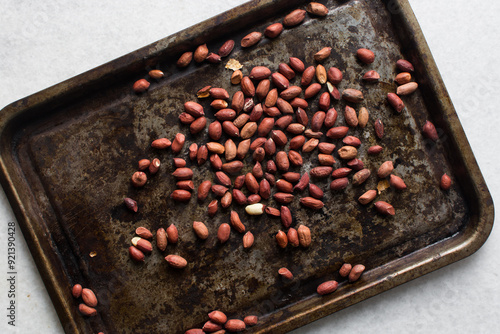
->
[0, 0, 493, 333]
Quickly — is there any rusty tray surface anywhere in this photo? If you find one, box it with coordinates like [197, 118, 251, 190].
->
[0, 0, 493, 333]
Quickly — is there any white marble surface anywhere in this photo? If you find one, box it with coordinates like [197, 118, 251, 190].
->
[0, 0, 498, 333]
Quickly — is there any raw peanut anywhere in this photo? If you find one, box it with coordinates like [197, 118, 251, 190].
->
[264, 138, 276, 156]
[276, 151, 290, 172]
[295, 107, 309, 126]
[223, 161, 244, 174]
[173, 158, 186, 168]
[253, 147, 265, 162]
[233, 114, 250, 129]
[135, 238, 153, 254]
[265, 206, 280, 217]
[247, 194, 261, 204]
[293, 172, 310, 192]
[297, 225, 311, 247]
[171, 133, 186, 154]
[287, 228, 300, 247]
[441, 173, 452, 190]
[194, 44, 209, 63]
[280, 206, 292, 228]
[124, 198, 138, 212]
[314, 47, 332, 62]
[177, 51, 193, 67]
[283, 9, 306, 27]
[279, 63, 296, 80]
[259, 179, 271, 199]
[203, 321, 223, 332]
[131, 172, 147, 187]
[326, 126, 349, 139]
[207, 142, 225, 154]
[263, 105, 280, 117]
[305, 129, 323, 138]
[185, 330, 204, 334]
[276, 179, 294, 193]
[166, 224, 178, 244]
[244, 315, 258, 326]
[208, 200, 218, 217]
[291, 97, 309, 109]
[241, 76, 256, 97]
[151, 138, 171, 149]
[253, 161, 264, 179]
[332, 167, 352, 178]
[280, 86, 302, 100]
[215, 171, 231, 187]
[276, 230, 288, 248]
[72, 284, 83, 298]
[338, 146, 358, 160]
[307, 2, 329, 16]
[216, 109, 237, 121]
[156, 228, 167, 251]
[358, 107, 369, 128]
[246, 203, 265, 216]
[197, 145, 208, 165]
[348, 158, 366, 171]
[243, 98, 255, 113]
[304, 83, 322, 99]
[316, 64, 327, 84]
[236, 139, 251, 160]
[342, 88, 364, 103]
[324, 107, 338, 128]
[318, 154, 335, 166]
[290, 135, 306, 150]
[352, 169, 371, 186]
[188, 143, 198, 161]
[287, 123, 306, 135]
[300, 197, 324, 210]
[209, 310, 228, 325]
[177, 180, 194, 191]
[357, 48, 375, 64]
[339, 263, 352, 277]
[271, 72, 290, 90]
[179, 112, 195, 124]
[264, 22, 284, 38]
[184, 101, 204, 117]
[133, 79, 150, 93]
[343, 136, 361, 147]
[289, 57, 305, 72]
[387, 93, 405, 112]
[211, 99, 228, 110]
[275, 98, 293, 116]
[222, 191, 233, 207]
[234, 175, 245, 189]
[327, 67, 343, 85]
[278, 267, 294, 280]
[363, 70, 380, 82]
[135, 227, 153, 239]
[284, 172, 302, 183]
[328, 82, 341, 100]
[274, 192, 294, 204]
[395, 72, 412, 85]
[149, 69, 164, 79]
[265, 88, 278, 107]
[230, 211, 246, 233]
[79, 304, 97, 317]
[210, 154, 222, 170]
[138, 159, 151, 170]
[193, 221, 209, 240]
[210, 87, 230, 100]
[241, 31, 262, 47]
[172, 167, 193, 180]
[311, 111, 326, 131]
[129, 246, 144, 262]
[349, 264, 366, 282]
[82, 288, 98, 307]
[397, 82, 418, 95]
[165, 255, 188, 269]
[250, 66, 272, 80]
[374, 201, 395, 216]
[301, 66, 316, 86]
[318, 142, 336, 154]
[225, 139, 237, 161]
[231, 70, 243, 85]
[225, 319, 246, 332]
[257, 117, 274, 137]
[271, 130, 288, 146]
[219, 39, 235, 57]
[317, 281, 339, 295]
[374, 119, 384, 139]
[318, 92, 331, 111]
[197, 85, 211, 98]
[423, 120, 439, 141]
[212, 185, 229, 197]
[231, 91, 245, 113]
[330, 178, 349, 191]
[345, 106, 359, 127]
[377, 161, 394, 178]
[256, 79, 271, 101]
[243, 231, 254, 249]
[390, 174, 407, 190]
[208, 121, 222, 141]
[397, 59, 415, 72]
[149, 158, 160, 175]
[233, 189, 248, 205]
[358, 190, 377, 204]
[190, 116, 207, 134]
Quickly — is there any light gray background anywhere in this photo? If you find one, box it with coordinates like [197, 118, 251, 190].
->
[0, 0, 498, 333]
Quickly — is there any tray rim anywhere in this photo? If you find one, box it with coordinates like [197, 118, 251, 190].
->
[0, 0, 494, 333]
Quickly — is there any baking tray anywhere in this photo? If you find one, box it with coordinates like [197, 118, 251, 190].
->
[0, 0, 493, 333]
